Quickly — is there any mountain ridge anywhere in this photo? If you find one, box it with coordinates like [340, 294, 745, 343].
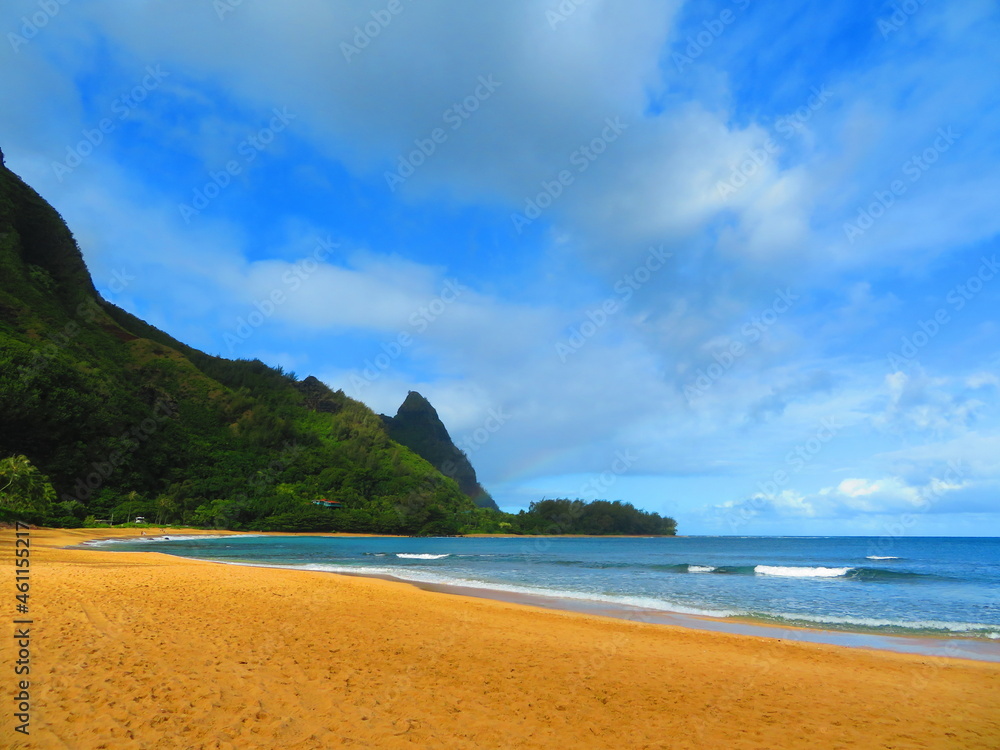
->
[0, 154, 676, 537]
[382, 391, 499, 511]
[0, 157, 484, 534]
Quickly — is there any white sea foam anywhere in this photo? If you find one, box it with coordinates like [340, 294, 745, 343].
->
[83, 534, 255, 546]
[866, 556, 899, 560]
[395, 553, 450, 560]
[687, 565, 716, 573]
[754, 565, 851, 578]
[267, 562, 743, 618]
[770, 611, 1000, 638]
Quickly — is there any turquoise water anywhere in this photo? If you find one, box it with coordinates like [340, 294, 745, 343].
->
[96, 535, 1000, 640]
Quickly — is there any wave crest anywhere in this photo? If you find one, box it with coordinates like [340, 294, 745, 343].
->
[395, 553, 450, 560]
[755, 565, 851, 578]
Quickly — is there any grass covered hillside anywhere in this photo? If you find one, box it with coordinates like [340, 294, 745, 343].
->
[0, 160, 480, 535]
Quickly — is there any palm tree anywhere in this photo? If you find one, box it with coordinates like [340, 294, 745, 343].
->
[0, 455, 55, 512]
[155, 495, 177, 525]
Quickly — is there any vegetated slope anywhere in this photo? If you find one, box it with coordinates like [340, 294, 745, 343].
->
[382, 391, 500, 510]
[0, 159, 478, 535]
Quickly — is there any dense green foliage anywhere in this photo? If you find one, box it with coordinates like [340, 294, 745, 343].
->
[0, 159, 676, 537]
[0, 163, 475, 534]
[512, 498, 677, 535]
[382, 391, 499, 510]
[0, 454, 55, 512]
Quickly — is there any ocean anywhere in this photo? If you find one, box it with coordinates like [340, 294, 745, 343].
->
[96, 534, 1000, 645]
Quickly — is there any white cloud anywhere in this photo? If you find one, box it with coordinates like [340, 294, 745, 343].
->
[721, 470, 972, 521]
[874, 370, 985, 436]
[967, 372, 1000, 389]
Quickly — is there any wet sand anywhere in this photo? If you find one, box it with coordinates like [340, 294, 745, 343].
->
[3, 527, 999, 749]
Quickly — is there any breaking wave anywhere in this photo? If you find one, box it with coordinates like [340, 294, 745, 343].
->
[395, 553, 451, 560]
[755, 565, 851, 578]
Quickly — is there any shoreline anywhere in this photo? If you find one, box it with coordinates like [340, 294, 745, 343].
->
[372, 575, 1000, 663]
[74, 527, 1000, 662]
[5, 526, 999, 748]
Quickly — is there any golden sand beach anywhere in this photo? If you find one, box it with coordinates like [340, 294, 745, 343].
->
[3, 527, 999, 749]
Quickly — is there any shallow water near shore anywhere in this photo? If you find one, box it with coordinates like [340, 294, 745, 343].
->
[96, 534, 1000, 657]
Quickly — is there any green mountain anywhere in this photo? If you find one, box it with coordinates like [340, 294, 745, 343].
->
[0, 156, 677, 537]
[0, 158, 485, 535]
[382, 391, 500, 511]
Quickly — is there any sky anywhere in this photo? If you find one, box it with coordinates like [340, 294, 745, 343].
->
[2, 0, 999, 535]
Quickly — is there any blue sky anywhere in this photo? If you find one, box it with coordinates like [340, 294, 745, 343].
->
[3, 0, 999, 535]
